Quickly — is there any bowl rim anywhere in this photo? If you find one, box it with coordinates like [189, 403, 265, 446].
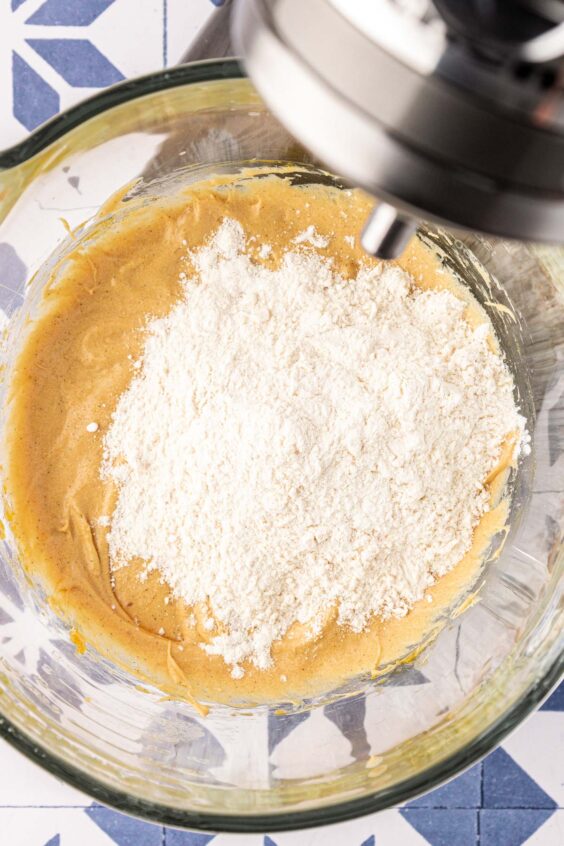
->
[0, 58, 562, 833]
[1, 665, 561, 833]
[0, 59, 246, 170]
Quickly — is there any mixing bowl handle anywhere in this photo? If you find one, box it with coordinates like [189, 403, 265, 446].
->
[0, 0, 235, 173]
[0, 61, 244, 175]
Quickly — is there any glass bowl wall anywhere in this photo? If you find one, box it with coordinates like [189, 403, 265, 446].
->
[0, 61, 561, 832]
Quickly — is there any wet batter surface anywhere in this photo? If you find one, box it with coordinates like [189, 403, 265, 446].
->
[4, 170, 515, 708]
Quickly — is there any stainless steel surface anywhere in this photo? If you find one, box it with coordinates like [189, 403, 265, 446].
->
[182, 0, 233, 63]
[361, 203, 417, 259]
[233, 0, 564, 256]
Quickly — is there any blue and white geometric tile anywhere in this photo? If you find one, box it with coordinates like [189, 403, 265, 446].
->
[523, 811, 564, 846]
[483, 747, 558, 811]
[86, 805, 163, 845]
[166, 832, 216, 846]
[0, 0, 182, 147]
[0, 807, 162, 845]
[406, 762, 482, 810]
[540, 684, 564, 712]
[480, 809, 558, 846]
[400, 808, 478, 846]
[485, 702, 563, 816]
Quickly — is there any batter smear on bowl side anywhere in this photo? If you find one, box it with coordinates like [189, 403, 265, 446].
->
[5, 170, 528, 706]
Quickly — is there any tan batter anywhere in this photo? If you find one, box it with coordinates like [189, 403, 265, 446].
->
[4, 170, 513, 710]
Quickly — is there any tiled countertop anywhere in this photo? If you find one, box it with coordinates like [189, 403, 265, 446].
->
[0, 2, 562, 844]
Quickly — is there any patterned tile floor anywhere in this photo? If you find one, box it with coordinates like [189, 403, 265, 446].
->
[0, 2, 562, 844]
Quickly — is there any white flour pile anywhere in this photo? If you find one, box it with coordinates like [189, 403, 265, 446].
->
[102, 219, 527, 675]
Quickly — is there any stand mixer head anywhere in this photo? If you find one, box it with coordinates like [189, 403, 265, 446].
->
[232, 0, 564, 257]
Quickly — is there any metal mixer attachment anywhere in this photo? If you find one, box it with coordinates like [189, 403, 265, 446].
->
[233, 0, 564, 257]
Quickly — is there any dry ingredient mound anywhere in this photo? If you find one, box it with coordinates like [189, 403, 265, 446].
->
[102, 219, 527, 675]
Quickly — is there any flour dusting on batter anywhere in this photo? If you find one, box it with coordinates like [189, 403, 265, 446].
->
[102, 219, 527, 674]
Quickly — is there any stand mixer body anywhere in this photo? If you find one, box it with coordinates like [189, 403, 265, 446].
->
[233, 0, 564, 257]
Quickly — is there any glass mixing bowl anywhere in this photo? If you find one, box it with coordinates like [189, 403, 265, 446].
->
[0, 60, 562, 833]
